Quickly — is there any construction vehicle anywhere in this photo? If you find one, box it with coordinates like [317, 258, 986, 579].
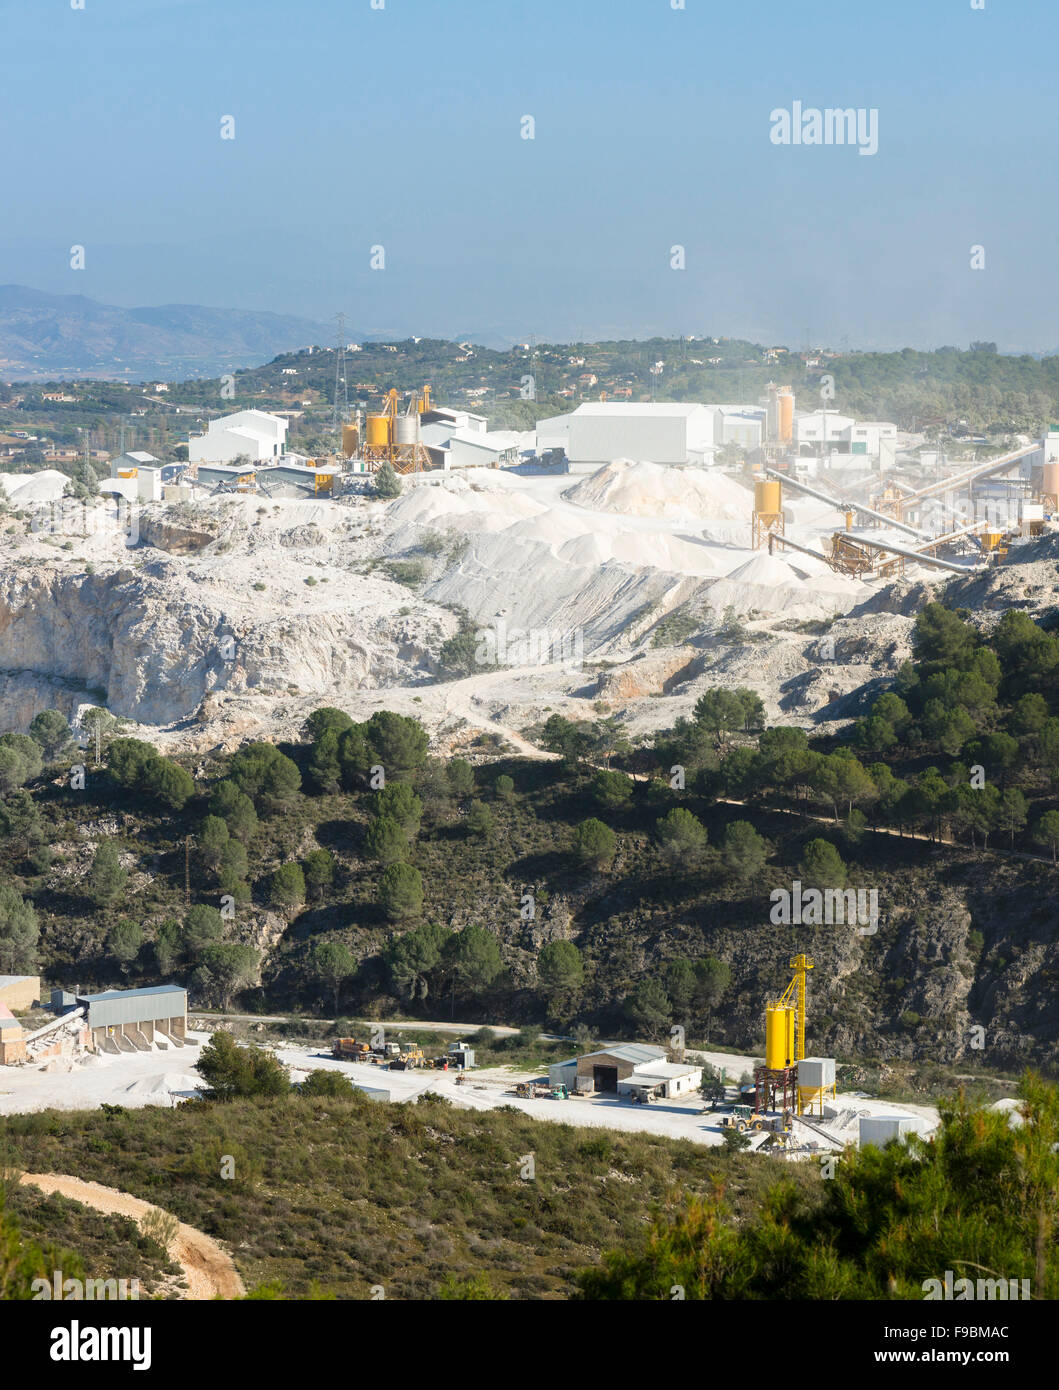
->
[332, 1037, 371, 1060]
[513, 1081, 556, 1098]
[390, 1043, 428, 1071]
[717, 1104, 769, 1133]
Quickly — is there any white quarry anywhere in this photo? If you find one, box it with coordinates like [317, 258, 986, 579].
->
[0, 459, 931, 753]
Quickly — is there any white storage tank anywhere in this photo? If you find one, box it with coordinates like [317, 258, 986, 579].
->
[797, 1056, 836, 1116]
[797, 1057, 835, 1088]
[394, 414, 420, 445]
[859, 1115, 918, 1149]
[137, 467, 162, 502]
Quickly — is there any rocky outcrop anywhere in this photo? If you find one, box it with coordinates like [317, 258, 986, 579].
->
[0, 555, 454, 730]
[591, 649, 696, 703]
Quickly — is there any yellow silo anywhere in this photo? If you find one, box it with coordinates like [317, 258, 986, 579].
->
[366, 415, 391, 449]
[765, 1003, 795, 1070]
[754, 479, 782, 515]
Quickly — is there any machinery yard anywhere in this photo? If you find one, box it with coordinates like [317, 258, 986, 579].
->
[0, 1013, 941, 1157]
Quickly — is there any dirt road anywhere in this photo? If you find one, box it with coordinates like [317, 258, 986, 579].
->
[441, 667, 563, 759]
[19, 1173, 245, 1301]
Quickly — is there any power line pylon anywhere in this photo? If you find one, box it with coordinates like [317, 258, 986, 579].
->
[331, 312, 349, 436]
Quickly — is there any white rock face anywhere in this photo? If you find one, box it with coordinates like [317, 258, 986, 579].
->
[0, 496, 457, 733]
[0, 463, 903, 749]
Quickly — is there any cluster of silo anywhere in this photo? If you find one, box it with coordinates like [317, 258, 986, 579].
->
[766, 383, 795, 443]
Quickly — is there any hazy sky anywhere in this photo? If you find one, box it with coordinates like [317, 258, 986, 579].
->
[2, 0, 1055, 350]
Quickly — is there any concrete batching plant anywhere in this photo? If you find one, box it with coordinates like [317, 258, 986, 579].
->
[357, 386, 435, 474]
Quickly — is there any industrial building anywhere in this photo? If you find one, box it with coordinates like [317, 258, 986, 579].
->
[0, 1002, 27, 1064]
[714, 404, 766, 449]
[548, 1043, 702, 1098]
[418, 421, 521, 470]
[105, 452, 166, 502]
[560, 403, 718, 469]
[617, 1061, 704, 1102]
[791, 411, 898, 463]
[189, 457, 334, 497]
[0, 973, 40, 1011]
[188, 409, 289, 464]
[53, 983, 188, 1054]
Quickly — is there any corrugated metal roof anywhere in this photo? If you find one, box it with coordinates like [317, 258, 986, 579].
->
[630, 1062, 701, 1079]
[573, 403, 709, 418]
[582, 1044, 666, 1065]
[78, 984, 186, 1003]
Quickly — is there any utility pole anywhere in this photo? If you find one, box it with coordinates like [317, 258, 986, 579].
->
[184, 836, 191, 907]
[331, 312, 349, 436]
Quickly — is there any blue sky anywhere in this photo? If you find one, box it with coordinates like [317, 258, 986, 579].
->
[1, 0, 1055, 349]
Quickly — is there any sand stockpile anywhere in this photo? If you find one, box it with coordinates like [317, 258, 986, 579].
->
[722, 553, 805, 586]
[610, 530, 721, 574]
[564, 459, 752, 522]
[702, 549, 866, 618]
[123, 1071, 203, 1100]
[6, 470, 71, 503]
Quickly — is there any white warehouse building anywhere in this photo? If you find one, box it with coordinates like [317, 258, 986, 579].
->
[188, 409, 289, 464]
[713, 405, 766, 449]
[561, 402, 717, 469]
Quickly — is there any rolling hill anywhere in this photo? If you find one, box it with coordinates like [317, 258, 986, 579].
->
[0, 285, 333, 382]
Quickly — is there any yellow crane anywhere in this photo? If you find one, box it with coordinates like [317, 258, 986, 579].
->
[781, 953, 813, 1063]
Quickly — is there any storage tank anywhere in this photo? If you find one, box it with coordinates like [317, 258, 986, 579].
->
[754, 479, 782, 515]
[1043, 462, 1059, 503]
[797, 1056, 835, 1114]
[394, 414, 419, 445]
[778, 389, 794, 442]
[797, 1057, 835, 1089]
[859, 1115, 918, 1149]
[765, 1003, 795, 1070]
[366, 415, 391, 448]
[766, 384, 780, 440]
[341, 424, 359, 458]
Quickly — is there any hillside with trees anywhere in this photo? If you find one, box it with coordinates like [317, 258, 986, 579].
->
[0, 599, 1058, 1075]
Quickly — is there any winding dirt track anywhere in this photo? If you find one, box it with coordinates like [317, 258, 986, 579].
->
[19, 1173, 245, 1300]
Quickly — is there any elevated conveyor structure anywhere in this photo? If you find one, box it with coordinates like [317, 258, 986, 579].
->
[764, 468, 928, 539]
[874, 442, 1039, 521]
[832, 531, 988, 576]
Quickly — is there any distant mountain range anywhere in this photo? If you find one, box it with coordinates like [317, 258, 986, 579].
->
[0, 286, 335, 381]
